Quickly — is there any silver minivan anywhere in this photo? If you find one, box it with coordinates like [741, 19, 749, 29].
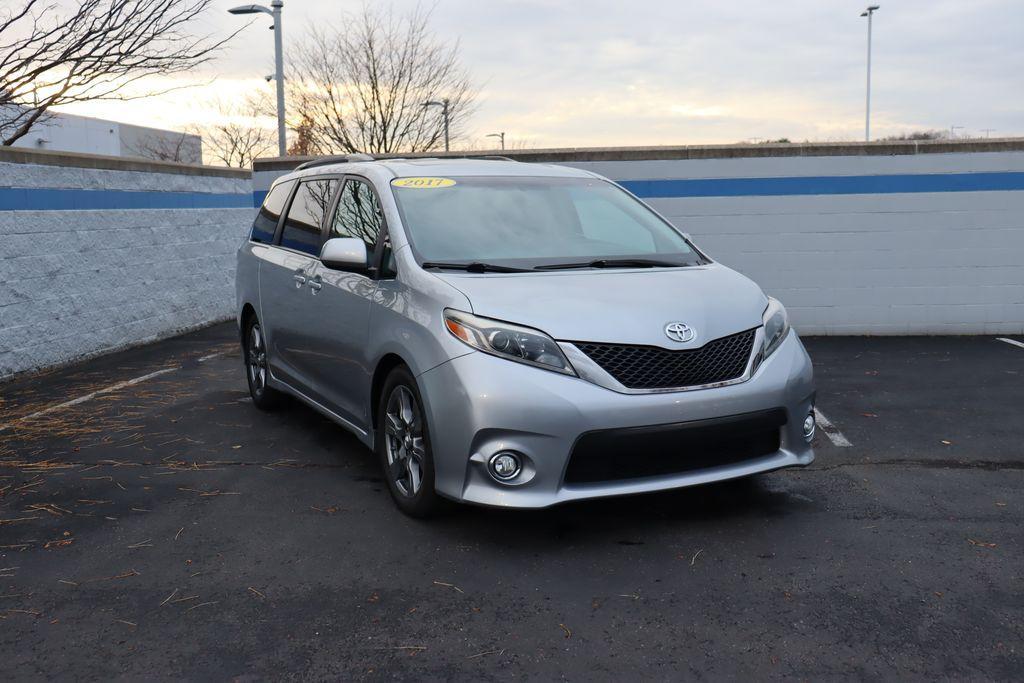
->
[236, 157, 815, 516]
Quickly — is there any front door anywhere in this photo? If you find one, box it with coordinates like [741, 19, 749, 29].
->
[259, 177, 339, 393]
[306, 176, 385, 428]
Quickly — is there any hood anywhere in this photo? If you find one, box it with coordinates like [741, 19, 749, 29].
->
[432, 264, 768, 348]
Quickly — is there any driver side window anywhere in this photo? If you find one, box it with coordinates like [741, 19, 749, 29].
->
[331, 178, 383, 253]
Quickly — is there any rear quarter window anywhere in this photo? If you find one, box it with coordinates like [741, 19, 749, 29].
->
[251, 180, 295, 243]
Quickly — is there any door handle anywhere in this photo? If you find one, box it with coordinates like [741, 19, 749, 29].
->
[309, 278, 323, 294]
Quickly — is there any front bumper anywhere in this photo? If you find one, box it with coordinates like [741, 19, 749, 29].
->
[417, 330, 815, 508]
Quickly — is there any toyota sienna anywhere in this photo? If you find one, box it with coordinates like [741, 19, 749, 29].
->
[236, 157, 816, 516]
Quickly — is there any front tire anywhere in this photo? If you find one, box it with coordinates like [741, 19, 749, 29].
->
[243, 315, 282, 410]
[376, 366, 443, 517]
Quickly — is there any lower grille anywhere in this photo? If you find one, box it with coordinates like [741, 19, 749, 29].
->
[564, 408, 786, 484]
[571, 328, 756, 390]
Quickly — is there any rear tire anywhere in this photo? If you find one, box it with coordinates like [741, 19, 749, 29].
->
[243, 314, 282, 410]
[376, 366, 443, 518]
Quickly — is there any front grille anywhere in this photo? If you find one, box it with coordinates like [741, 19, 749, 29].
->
[570, 328, 757, 390]
[564, 408, 786, 484]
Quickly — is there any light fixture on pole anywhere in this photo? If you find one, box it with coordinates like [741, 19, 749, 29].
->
[486, 132, 505, 150]
[423, 99, 450, 152]
[860, 5, 880, 142]
[229, 1, 286, 157]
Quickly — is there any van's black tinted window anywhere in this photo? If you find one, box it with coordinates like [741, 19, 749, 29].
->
[251, 180, 294, 243]
[331, 179, 383, 252]
[280, 179, 338, 255]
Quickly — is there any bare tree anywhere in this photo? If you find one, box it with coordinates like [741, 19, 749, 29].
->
[287, 114, 316, 157]
[286, 5, 475, 155]
[0, 0, 237, 146]
[199, 98, 276, 168]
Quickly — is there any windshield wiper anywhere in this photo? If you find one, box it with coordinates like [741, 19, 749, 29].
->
[534, 258, 692, 271]
[421, 261, 531, 273]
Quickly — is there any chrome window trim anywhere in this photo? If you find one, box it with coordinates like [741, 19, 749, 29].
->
[263, 242, 322, 260]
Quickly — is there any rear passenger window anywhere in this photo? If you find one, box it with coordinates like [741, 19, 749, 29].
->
[251, 180, 294, 243]
[280, 178, 338, 255]
[331, 179, 383, 252]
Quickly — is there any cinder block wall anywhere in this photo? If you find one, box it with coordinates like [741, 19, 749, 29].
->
[257, 140, 1024, 335]
[4, 139, 1023, 379]
[0, 148, 254, 380]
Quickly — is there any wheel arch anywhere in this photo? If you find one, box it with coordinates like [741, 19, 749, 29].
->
[370, 353, 412, 441]
[239, 303, 258, 345]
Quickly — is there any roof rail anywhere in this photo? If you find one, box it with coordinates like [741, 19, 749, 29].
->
[293, 153, 374, 171]
[376, 155, 514, 162]
[387, 155, 515, 162]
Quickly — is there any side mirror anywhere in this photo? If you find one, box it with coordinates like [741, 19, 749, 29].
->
[320, 237, 368, 272]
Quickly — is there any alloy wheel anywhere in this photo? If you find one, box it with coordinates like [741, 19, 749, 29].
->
[384, 385, 426, 497]
[247, 323, 267, 394]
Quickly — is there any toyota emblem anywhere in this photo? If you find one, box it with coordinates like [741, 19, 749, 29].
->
[664, 322, 695, 343]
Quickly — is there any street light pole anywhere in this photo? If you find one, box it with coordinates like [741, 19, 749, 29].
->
[271, 0, 285, 156]
[486, 132, 505, 150]
[443, 99, 449, 152]
[229, 2, 287, 157]
[423, 99, 450, 152]
[861, 5, 879, 142]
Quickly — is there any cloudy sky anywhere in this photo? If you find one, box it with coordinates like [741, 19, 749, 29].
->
[62, 0, 1024, 149]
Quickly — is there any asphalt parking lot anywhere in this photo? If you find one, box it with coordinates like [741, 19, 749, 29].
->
[1, 323, 1022, 680]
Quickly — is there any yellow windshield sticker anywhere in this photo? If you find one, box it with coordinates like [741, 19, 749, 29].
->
[392, 177, 456, 189]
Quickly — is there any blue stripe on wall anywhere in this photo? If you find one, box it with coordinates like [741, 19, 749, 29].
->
[0, 187, 254, 211]
[253, 171, 1024, 207]
[618, 171, 1024, 199]
[9, 170, 1022, 211]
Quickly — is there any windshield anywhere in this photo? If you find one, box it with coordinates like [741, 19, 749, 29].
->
[390, 176, 702, 270]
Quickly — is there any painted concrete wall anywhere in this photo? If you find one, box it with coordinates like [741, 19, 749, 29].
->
[9, 110, 121, 157]
[255, 143, 1024, 335]
[8, 108, 201, 163]
[0, 149, 253, 380]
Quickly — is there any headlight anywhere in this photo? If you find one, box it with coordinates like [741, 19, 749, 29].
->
[762, 297, 790, 360]
[443, 309, 576, 375]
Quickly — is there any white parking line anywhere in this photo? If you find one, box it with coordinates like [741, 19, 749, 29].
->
[0, 367, 178, 433]
[996, 337, 1024, 350]
[813, 408, 853, 448]
[197, 351, 226, 363]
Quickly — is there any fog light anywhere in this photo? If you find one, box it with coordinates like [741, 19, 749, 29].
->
[489, 451, 522, 481]
[803, 412, 816, 441]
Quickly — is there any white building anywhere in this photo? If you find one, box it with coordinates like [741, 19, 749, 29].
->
[8, 108, 202, 164]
